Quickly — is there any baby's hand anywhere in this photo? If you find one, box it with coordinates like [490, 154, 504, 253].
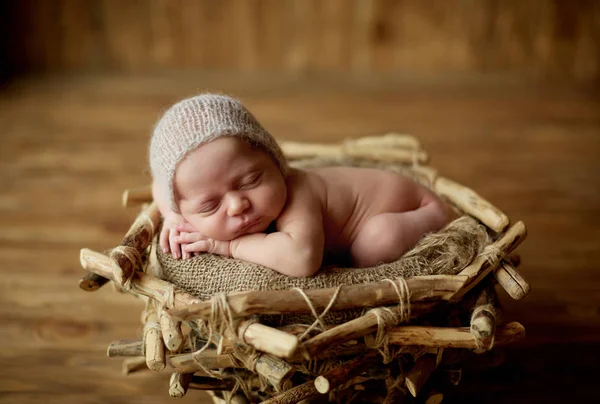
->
[160, 211, 196, 260]
[175, 224, 232, 257]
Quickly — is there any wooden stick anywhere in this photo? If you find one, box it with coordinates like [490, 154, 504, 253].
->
[144, 311, 166, 372]
[388, 321, 525, 349]
[343, 143, 429, 164]
[125, 202, 161, 249]
[121, 357, 147, 375]
[190, 374, 263, 391]
[80, 248, 202, 309]
[190, 319, 298, 360]
[300, 338, 438, 362]
[263, 351, 381, 404]
[424, 390, 444, 404]
[347, 133, 422, 150]
[109, 202, 161, 286]
[113, 338, 293, 384]
[470, 283, 497, 351]
[168, 275, 466, 322]
[160, 309, 184, 352]
[216, 337, 235, 355]
[168, 372, 192, 398]
[82, 249, 297, 358]
[405, 354, 437, 397]
[494, 259, 530, 300]
[313, 350, 382, 394]
[435, 177, 509, 232]
[280, 141, 428, 164]
[122, 185, 153, 208]
[78, 272, 109, 292]
[170, 349, 240, 373]
[313, 376, 331, 394]
[281, 142, 342, 159]
[254, 354, 295, 392]
[240, 321, 298, 359]
[107, 339, 143, 357]
[188, 376, 236, 391]
[170, 347, 294, 390]
[298, 301, 440, 360]
[453, 221, 527, 301]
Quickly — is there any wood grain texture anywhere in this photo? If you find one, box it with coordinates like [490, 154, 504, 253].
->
[0, 72, 599, 403]
[2, 0, 599, 82]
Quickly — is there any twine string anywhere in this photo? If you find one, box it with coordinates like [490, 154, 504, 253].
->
[293, 286, 342, 341]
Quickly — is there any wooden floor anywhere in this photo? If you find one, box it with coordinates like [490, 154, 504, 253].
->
[0, 73, 599, 403]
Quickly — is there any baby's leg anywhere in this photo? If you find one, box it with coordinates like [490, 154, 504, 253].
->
[350, 193, 454, 267]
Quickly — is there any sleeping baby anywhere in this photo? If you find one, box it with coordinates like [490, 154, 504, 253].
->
[149, 94, 455, 277]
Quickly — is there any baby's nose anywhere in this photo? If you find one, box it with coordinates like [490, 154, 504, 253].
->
[227, 195, 250, 216]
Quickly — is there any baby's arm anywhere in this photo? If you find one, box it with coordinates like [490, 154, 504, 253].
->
[230, 183, 324, 277]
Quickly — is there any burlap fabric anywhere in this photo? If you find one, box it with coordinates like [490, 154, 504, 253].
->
[157, 215, 488, 303]
[155, 158, 490, 311]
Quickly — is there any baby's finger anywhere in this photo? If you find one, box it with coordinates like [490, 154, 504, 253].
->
[181, 247, 190, 260]
[182, 240, 210, 253]
[175, 232, 205, 244]
[169, 229, 181, 259]
[177, 223, 197, 233]
[160, 227, 170, 254]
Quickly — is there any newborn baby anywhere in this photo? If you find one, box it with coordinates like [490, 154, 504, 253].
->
[149, 94, 454, 277]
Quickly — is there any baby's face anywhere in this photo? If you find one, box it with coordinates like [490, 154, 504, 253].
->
[174, 137, 287, 241]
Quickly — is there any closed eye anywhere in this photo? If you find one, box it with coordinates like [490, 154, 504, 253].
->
[239, 172, 262, 190]
[197, 200, 220, 214]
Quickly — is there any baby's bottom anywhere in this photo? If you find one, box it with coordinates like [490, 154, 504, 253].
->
[350, 193, 455, 268]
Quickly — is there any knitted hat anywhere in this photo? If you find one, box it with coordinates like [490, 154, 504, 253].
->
[149, 94, 287, 212]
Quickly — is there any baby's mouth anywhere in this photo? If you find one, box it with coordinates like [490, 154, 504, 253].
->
[239, 217, 261, 232]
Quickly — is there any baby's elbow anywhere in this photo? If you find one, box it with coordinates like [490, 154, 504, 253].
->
[291, 263, 320, 278]
[288, 247, 322, 278]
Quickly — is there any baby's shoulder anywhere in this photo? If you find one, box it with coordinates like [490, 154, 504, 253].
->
[285, 168, 325, 202]
[276, 168, 325, 225]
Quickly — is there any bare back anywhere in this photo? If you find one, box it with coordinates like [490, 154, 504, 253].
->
[295, 166, 432, 261]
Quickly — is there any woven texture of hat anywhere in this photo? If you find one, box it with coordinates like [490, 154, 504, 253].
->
[149, 94, 287, 211]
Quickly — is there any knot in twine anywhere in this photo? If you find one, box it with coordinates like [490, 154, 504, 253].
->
[364, 278, 411, 363]
[480, 244, 508, 268]
[190, 294, 261, 381]
[209, 292, 239, 340]
[293, 286, 342, 341]
[111, 245, 144, 290]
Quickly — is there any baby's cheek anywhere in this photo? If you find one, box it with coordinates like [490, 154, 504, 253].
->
[199, 216, 231, 240]
[262, 187, 285, 215]
[186, 216, 209, 235]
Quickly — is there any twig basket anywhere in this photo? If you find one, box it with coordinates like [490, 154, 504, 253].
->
[79, 134, 529, 403]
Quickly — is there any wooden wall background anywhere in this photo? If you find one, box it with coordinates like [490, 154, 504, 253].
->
[4, 0, 599, 82]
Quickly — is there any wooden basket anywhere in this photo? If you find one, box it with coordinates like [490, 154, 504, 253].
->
[79, 134, 529, 403]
